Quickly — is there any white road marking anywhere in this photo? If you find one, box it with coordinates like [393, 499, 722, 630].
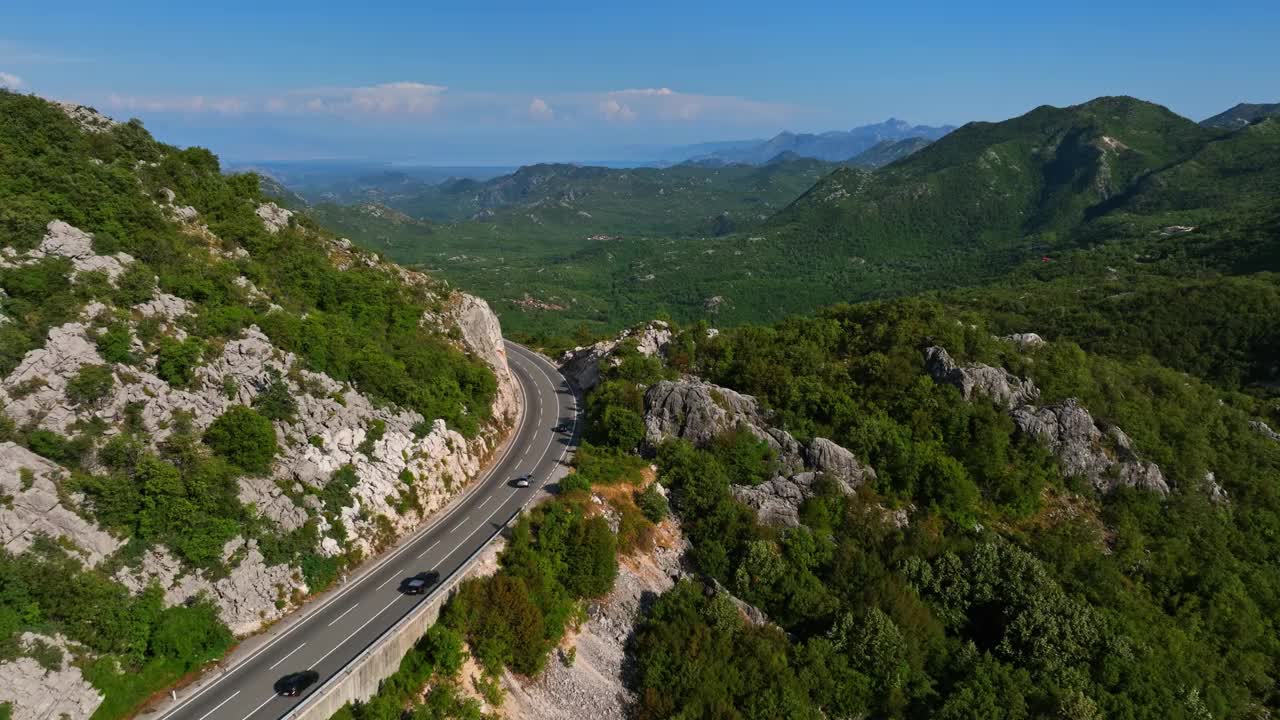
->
[326, 604, 359, 627]
[267, 643, 307, 671]
[416, 539, 440, 559]
[194, 691, 239, 720]
[310, 596, 401, 669]
[154, 360, 537, 720]
[238, 694, 275, 720]
[160, 343, 570, 720]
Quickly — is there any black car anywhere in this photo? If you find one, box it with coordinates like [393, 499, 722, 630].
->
[274, 670, 319, 697]
[512, 474, 532, 488]
[554, 421, 573, 433]
[399, 571, 440, 595]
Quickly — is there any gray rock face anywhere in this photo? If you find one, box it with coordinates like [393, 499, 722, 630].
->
[56, 101, 117, 134]
[1001, 332, 1046, 350]
[926, 345, 1169, 497]
[806, 437, 877, 490]
[925, 345, 1040, 409]
[33, 221, 135, 283]
[447, 293, 518, 424]
[255, 202, 293, 233]
[1251, 420, 1280, 443]
[559, 321, 673, 393]
[0, 443, 124, 565]
[0, 632, 104, 720]
[730, 473, 821, 527]
[115, 542, 300, 636]
[1010, 400, 1169, 495]
[644, 379, 875, 526]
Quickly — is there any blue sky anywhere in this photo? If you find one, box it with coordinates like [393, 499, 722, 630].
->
[2, 0, 1276, 163]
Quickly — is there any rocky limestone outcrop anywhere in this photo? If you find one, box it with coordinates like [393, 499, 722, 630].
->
[127, 540, 301, 636]
[1010, 401, 1169, 495]
[1001, 332, 1046, 350]
[923, 346, 1169, 496]
[559, 321, 673, 393]
[36, 220, 134, 282]
[925, 345, 1040, 409]
[0, 443, 123, 565]
[643, 379, 875, 526]
[447, 293, 519, 423]
[56, 101, 117, 134]
[0, 633, 104, 720]
[255, 202, 293, 233]
[1251, 420, 1280, 443]
[2, 317, 508, 632]
[4, 220, 136, 283]
[0, 204, 521, 637]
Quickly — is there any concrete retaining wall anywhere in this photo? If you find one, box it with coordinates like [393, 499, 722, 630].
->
[284, 512, 514, 720]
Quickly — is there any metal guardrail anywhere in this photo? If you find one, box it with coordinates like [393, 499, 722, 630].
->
[280, 353, 579, 720]
[279, 502, 522, 720]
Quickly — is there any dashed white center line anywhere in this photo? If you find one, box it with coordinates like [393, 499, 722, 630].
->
[326, 603, 359, 627]
[267, 643, 307, 670]
[238, 694, 275, 720]
[194, 691, 240, 720]
[416, 539, 440, 559]
[311, 596, 401, 669]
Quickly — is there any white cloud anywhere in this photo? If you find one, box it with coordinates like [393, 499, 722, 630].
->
[528, 97, 554, 121]
[281, 82, 448, 117]
[0, 71, 24, 89]
[107, 93, 244, 114]
[598, 98, 637, 122]
[90, 82, 797, 130]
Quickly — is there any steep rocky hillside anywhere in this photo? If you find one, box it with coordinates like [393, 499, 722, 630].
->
[547, 307, 1280, 718]
[0, 92, 517, 720]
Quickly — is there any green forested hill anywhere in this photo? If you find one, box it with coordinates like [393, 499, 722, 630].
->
[1201, 102, 1280, 130]
[0, 90, 498, 719]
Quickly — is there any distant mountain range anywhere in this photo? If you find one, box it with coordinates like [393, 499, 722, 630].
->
[667, 119, 955, 166]
[1202, 102, 1280, 130]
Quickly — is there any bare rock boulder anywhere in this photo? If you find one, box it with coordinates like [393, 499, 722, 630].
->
[559, 321, 672, 393]
[447, 293, 518, 424]
[31, 221, 134, 283]
[0, 442, 123, 565]
[255, 202, 293, 234]
[925, 345, 1040, 409]
[0, 634, 104, 720]
[1010, 400, 1169, 496]
[1251, 420, 1280, 443]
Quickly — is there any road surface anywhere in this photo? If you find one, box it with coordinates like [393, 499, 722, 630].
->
[157, 341, 579, 720]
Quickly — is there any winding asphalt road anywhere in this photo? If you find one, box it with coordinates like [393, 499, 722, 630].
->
[155, 342, 579, 720]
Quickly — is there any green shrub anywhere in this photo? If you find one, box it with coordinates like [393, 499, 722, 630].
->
[253, 367, 296, 421]
[203, 405, 277, 473]
[95, 323, 138, 365]
[155, 336, 205, 387]
[637, 483, 670, 523]
[66, 364, 115, 406]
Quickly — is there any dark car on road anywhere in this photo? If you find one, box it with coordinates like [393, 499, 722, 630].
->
[512, 474, 531, 488]
[399, 571, 440, 595]
[554, 421, 572, 433]
[275, 670, 319, 697]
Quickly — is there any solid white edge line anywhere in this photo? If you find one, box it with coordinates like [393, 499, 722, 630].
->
[157, 345, 536, 720]
[267, 643, 307, 671]
[193, 691, 239, 720]
[326, 604, 359, 628]
[284, 343, 577, 720]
